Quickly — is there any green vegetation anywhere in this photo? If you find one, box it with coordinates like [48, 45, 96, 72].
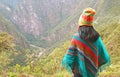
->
[0, 21, 120, 77]
[0, 32, 15, 76]
[0, 14, 29, 48]
[1, 8, 120, 77]
[98, 22, 120, 76]
[0, 0, 120, 77]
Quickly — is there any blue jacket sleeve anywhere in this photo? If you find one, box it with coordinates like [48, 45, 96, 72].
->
[95, 37, 111, 71]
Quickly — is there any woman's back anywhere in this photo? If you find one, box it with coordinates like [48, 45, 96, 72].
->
[62, 33, 110, 77]
[62, 8, 110, 77]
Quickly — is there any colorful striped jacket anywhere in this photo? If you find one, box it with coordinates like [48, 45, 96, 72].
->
[62, 33, 110, 77]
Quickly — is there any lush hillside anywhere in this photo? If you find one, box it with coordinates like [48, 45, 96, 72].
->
[0, 0, 98, 48]
[98, 22, 120, 76]
[32, 22, 120, 77]
[1, 0, 120, 49]
[1, 21, 120, 77]
[0, 14, 29, 48]
[0, 0, 120, 77]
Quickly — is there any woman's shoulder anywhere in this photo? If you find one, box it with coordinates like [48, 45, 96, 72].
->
[93, 36, 104, 46]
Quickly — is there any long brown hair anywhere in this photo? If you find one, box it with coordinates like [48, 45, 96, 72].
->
[78, 26, 100, 42]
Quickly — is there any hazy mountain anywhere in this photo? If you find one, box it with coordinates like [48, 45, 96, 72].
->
[0, 14, 29, 48]
[9, 0, 98, 48]
[11, 0, 96, 36]
[0, 0, 120, 76]
[0, 0, 20, 19]
[0, 0, 120, 49]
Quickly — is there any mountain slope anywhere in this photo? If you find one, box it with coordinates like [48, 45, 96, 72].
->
[0, 0, 120, 49]
[0, 0, 19, 19]
[0, 14, 29, 48]
[35, 0, 120, 76]
[0, 0, 120, 77]
[36, 22, 120, 77]
[9, 0, 98, 48]
[36, 0, 120, 49]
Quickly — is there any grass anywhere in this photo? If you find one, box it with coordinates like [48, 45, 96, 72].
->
[38, 22, 120, 77]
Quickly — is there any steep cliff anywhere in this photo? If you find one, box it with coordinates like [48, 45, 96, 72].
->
[11, 0, 97, 36]
[10, 0, 98, 47]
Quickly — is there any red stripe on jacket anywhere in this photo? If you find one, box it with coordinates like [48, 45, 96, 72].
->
[72, 38, 100, 66]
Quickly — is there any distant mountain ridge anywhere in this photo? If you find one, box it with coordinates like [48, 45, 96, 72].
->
[0, 1, 120, 76]
[10, 0, 98, 47]
[0, 0, 120, 49]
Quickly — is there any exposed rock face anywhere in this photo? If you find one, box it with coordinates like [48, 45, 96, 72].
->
[11, 0, 96, 36]
[12, 1, 44, 36]
[1, 0, 119, 48]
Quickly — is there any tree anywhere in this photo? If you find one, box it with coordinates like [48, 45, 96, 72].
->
[0, 32, 15, 52]
[0, 32, 15, 70]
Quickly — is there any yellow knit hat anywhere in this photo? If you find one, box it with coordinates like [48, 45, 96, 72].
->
[78, 8, 96, 26]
